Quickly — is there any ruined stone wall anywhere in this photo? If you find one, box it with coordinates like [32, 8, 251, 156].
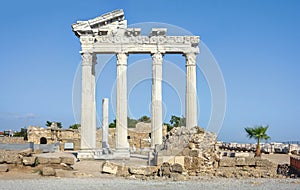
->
[27, 123, 166, 151]
[0, 137, 27, 144]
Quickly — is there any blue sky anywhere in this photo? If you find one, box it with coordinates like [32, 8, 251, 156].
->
[0, 0, 299, 143]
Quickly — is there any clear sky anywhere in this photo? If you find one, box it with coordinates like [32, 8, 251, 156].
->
[0, 0, 299, 143]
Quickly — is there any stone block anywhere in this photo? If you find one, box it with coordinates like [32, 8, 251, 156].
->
[182, 148, 190, 156]
[255, 159, 273, 167]
[184, 156, 203, 170]
[116, 166, 129, 177]
[42, 167, 56, 176]
[22, 157, 37, 166]
[129, 167, 145, 175]
[102, 161, 118, 175]
[235, 157, 246, 166]
[18, 148, 33, 157]
[49, 158, 61, 164]
[5, 154, 22, 165]
[37, 157, 50, 164]
[174, 156, 185, 166]
[171, 163, 183, 174]
[245, 157, 256, 166]
[184, 156, 192, 170]
[61, 157, 74, 165]
[230, 152, 249, 157]
[170, 173, 186, 181]
[189, 149, 200, 157]
[160, 162, 171, 177]
[0, 164, 8, 172]
[144, 166, 158, 176]
[219, 158, 235, 167]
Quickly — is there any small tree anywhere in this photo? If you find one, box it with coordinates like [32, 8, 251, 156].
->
[45, 121, 63, 129]
[14, 128, 28, 140]
[109, 119, 116, 128]
[69, 124, 80, 129]
[170, 115, 186, 128]
[245, 125, 270, 157]
[138, 115, 151, 123]
[128, 117, 138, 128]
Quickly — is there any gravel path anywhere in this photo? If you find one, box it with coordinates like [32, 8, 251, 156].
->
[0, 177, 299, 190]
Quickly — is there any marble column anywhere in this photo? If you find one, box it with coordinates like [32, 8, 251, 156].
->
[185, 53, 198, 129]
[151, 52, 163, 148]
[80, 52, 97, 152]
[115, 53, 130, 155]
[102, 98, 109, 149]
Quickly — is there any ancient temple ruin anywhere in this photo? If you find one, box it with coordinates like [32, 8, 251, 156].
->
[72, 9, 199, 158]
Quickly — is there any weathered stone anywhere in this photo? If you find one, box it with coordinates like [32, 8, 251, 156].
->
[189, 143, 195, 149]
[144, 166, 158, 176]
[37, 157, 50, 164]
[174, 156, 185, 166]
[5, 154, 22, 165]
[129, 167, 146, 175]
[22, 157, 37, 166]
[117, 166, 129, 177]
[160, 162, 171, 177]
[236, 157, 246, 166]
[18, 148, 33, 157]
[219, 158, 235, 167]
[0, 164, 9, 172]
[171, 163, 183, 174]
[102, 161, 118, 175]
[42, 167, 56, 176]
[182, 148, 190, 156]
[255, 159, 273, 167]
[190, 149, 200, 157]
[245, 157, 256, 166]
[49, 157, 61, 164]
[230, 152, 250, 157]
[171, 173, 186, 181]
[61, 157, 74, 165]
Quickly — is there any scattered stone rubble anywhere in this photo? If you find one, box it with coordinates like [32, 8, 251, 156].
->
[101, 126, 298, 180]
[0, 149, 75, 176]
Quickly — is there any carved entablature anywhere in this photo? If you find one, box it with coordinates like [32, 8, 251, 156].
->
[72, 9, 127, 37]
[72, 10, 200, 54]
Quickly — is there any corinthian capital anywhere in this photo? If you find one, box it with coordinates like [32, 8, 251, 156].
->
[81, 52, 94, 66]
[151, 52, 163, 65]
[116, 53, 128, 65]
[184, 53, 197, 66]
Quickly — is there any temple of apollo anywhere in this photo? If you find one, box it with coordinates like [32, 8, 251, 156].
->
[72, 9, 199, 159]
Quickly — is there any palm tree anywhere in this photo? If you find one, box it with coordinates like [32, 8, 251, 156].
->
[245, 125, 270, 157]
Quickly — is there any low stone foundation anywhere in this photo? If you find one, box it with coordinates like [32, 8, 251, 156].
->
[0, 149, 75, 176]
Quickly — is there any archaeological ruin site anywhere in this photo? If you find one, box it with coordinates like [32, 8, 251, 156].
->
[0, 9, 299, 181]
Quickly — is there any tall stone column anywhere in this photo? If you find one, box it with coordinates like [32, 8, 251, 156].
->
[80, 52, 97, 156]
[151, 52, 163, 148]
[115, 53, 130, 157]
[185, 53, 198, 129]
[102, 98, 109, 149]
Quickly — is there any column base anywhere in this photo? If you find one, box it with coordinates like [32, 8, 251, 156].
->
[77, 149, 96, 159]
[113, 148, 130, 159]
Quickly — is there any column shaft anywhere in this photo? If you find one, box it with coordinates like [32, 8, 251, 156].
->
[81, 53, 97, 150]
[151, 52, 163, 147]
[116, 53, 129, 151]
[102, 98, 109, 149]
[185, 53, 198, 129]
